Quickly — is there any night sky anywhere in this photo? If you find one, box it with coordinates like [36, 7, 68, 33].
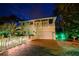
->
[0, 3, 57, 20]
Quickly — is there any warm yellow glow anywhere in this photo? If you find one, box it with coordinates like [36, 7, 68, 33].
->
[23, 17, 56, 40]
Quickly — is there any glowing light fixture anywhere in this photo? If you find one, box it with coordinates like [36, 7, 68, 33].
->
[56, 32, 68, 41]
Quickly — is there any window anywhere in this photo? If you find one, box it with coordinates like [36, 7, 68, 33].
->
[42, 20, 46, 26]
[30, 22, 33, 25]
[49, 19, 53, 24]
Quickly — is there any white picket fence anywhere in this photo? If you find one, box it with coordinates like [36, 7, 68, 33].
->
[0, 36, 27, 52]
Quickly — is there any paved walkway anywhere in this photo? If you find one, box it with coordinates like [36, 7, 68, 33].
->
[1, 39, 79, 56]
[0, 39, 63, 56]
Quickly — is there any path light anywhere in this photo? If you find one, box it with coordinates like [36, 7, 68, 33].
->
[56, 32, 68, 41]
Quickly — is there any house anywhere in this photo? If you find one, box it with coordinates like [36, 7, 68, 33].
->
[19, 17, 56, 40]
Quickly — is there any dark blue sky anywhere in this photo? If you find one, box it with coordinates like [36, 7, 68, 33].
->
[0, 3, 57, 20]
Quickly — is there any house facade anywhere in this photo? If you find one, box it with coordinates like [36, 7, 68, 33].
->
[19, 17, 56, 40]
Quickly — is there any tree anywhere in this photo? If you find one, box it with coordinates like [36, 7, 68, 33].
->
[57, 4, 79, 40]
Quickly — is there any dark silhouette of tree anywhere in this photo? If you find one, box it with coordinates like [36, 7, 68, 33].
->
[57, 4, 79, 39]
